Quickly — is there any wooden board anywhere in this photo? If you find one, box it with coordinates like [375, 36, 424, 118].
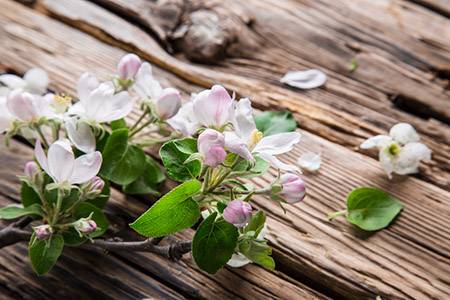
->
[1, 0, 449, 299]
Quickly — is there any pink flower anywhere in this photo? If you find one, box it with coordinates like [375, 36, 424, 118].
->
[280, 173, 306, 203]
[197, 129, 227, 167]
[117, 53, 141, 80]
[33, 225, 52, 240]
[192, 85, 234, 128]
[74, 219, 97, 235]
[155, 88, 182, 120]
[223, 200, 253, 228]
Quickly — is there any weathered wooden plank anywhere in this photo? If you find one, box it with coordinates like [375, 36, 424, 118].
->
[1, 1, 450, 299]
[0, 139, 329, 300]
[408, 0, 450, 18]
[37, 0, 450, 190]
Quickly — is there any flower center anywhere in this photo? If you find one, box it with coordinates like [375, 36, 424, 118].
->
[249, 129, 263, 149]
[387, 143, 401, 156]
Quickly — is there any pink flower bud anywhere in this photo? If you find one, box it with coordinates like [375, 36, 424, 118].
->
[89, 176, 105, 193]
[74, 219, 97, 235]
[24, 161, 39, 178]
[223, 200, 252, 228]
[155, 88, 182, 120]
[33, 225, 52, 240]
[280, 173, 306, 204]
[117, 53, 141, 80]
[197, 129, 227, 167]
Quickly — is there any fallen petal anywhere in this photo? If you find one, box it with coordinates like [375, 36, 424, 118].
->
[280, 69, 327, 89]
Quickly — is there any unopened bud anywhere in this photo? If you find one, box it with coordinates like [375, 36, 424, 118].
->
[279, 173, 306, 204]
[198, 129, 227, 168]
[155, 88, 181, 120]
[90, 176, 105, 192]
[117, 53, 141, 80]
[73, 218, 97, 235]
[223, 200, 252, 228]
[33, 225, 53, 240]
[24, 161, 39, 178]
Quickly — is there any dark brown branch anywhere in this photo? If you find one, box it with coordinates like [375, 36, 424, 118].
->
[0, 217, 32, 248]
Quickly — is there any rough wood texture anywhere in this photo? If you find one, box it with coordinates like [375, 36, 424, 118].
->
[1, 0, 450, 299]
[39, 0, 450, 190]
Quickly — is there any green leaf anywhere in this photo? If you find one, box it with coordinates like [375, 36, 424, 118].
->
[100, 128, 146, 185]
[110, 118, 127, 130]
[255, 111, 297, 136]
[345, 187, 403, 231]
[192, 212, 239, 274]
[29, 234, 64, 275]
[123, 156, 165, 196]
[130, 180, 201, 237]
[160, 138, 201, 182]
[244, 211, 266, 236]
[73, 202, 109, 238]
[233, 155, 270, 178]
[239, 239, 275, 270]
[21, 181, 41, 207]
[0, 203, 43, 220]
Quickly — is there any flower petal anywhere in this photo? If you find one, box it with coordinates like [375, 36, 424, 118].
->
[0, 74, 25, 90]
[6, 90, 37, 121]
[23, 68, 48, 95]
[0, 97, 13, 132]
[297, 152, 321, 172]
[65, 118, 96, 153]
[47, 139, 75, 183]
[389, 123, 420, 145]
[253, 132, 301, 156]
[98, 90, 134, 122]
[394, 142, 431, 175]
[193, 85, 233, 127]
[76, 72, 99, 102]
[70, 151, 102, 184]
[280, 69, 327, 89]
[133, 62, 162, 99]
[167, 101, 199, 136]
[379, 149, 394, 179]
[224, 131, 253, 161]
[360, 135, 392, 149]
[227, 253, 251, 268]
[259, 152, 300, 172]
[34, 139, 49, 175]
[232, 98, 256, 140]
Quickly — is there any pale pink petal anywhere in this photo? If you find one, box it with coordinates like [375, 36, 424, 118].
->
[76, 72, 99, 103]
[34, 139, 49, 175]
[193, 85, 233, 127]
[70, 151, 102, 184]
[96, 90, 134, 122]
[232, 98, 256, 140]
[0, 97, 13, 132]
[259, 152, 300, 172]
[0, 74, 25, 90]
[389, 123, 420, 145]
[253, 132, 301, 156]
[155, 88, 181, 119]
[6, 90, 37, 121]
[224, 131, 253, 161]
[280, 69, 327, 89]
[65, 118, 96, 153]
[47, 139, 75, 183]
[133, 62, 162, 99]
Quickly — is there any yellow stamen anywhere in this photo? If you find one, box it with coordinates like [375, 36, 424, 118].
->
[249, 129, 263, 149]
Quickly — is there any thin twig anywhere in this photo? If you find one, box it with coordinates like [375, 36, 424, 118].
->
[0, 217, 33, 248]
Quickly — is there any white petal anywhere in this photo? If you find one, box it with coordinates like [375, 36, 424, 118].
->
[34, 140, 49, 175]
[96, 90, 134, 122]
[224, 131, 254, 161]
[253, 132, 301, 156]
[227, 253, 251, 268]
[232, 98, 256, 140]
[389, 123, 420, 145]
[0, 86, 10, 97]
[259, 152, 300, 172]
[33, 95, 57, 119]
[65, 118, 96, 153]
[133, 62, 162, 99]
[70, 151, 102, 184]
[167, 101, 199, 136]
[6, 90, 37, 121]
[379, 149, 394, 179]
[0, 97, 12, 132]
[47, 139, 75, 183]
[76, 73, 99, 102]
[67, 102, 86, 117]
[297, 152, 321, 172]
[360, 135, 392, 149]
[394, 143, 431, 175]
[280, 69, 327, 89]
[0, 74, 26, 90]
[23, 68, 48, 95]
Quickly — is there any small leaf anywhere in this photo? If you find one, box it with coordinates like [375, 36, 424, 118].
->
[255, 111, 297, 136]
[0, 203, 43, 220]
[244, 211, 266, 236]
[21, 181, 41, 207]
[192, 212, 239, 274]
[29, 233, 64, 275]
[238, 239, 275, 270]
[349, 58, 359, 73]
[160, 138, 201, 182]
[130, 180, 201, 237]
[233, 155, 270, 178]
[100, 128, 146, 185]
[346, 187, 403, 231]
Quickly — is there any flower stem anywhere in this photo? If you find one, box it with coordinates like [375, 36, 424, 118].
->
[327, 209, 347, 220]
[129, 109, 149, 132]
[129, 117, 156, 138]
[34, 125, 49, 148]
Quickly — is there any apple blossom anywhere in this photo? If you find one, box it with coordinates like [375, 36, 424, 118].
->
[34, 139, 102, 186]
[224, 98, 301, 171]
[197, 129, 227, 167]
[33, 224, 53, 240]
[0, 68, 49, 95]
[73, 218, 97, 235]
[223, 200, 253, 228]
[6, 90, 57, 123]
[360, 123, 431, 178]
[65, 117, 96, 153]
[279, 173, 306, 203]
[117, 53, 141, 80]
[192, 85, 234, 128]
[68, 73, 134, 123]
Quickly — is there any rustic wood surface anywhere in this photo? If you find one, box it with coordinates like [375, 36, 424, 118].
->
[0, 0, 449, 299]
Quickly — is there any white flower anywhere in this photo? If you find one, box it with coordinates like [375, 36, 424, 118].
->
[167, 101, 199, 136]
[297, 152, 321, 172]
[280, 69, 326, 89]
[224, 98, 301, 171]
[0, 68, 49, 95]
[360, 123, 431, 178]
[68, 73, 134, 123]
[192, 85, 234, 128]
[35, 139, 102, 186]
[65, 117, 96, 153]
